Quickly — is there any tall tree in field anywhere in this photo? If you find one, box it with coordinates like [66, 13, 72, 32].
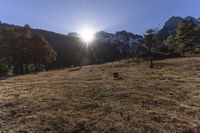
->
[175, 20, 199, 56]
[30, 33, 57, 72]
[143, 29, 158, 68]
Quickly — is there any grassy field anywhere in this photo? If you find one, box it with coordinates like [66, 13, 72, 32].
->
[0, 57, 200, 133]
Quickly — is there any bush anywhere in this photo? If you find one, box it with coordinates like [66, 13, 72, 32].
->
[0, 64, 9, 76]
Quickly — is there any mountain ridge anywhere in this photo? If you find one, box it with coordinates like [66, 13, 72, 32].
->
[159, 16, 200, 41]
[0, 16, 199, 67]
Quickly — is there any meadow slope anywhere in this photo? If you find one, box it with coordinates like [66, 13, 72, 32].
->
[0, 57, 200, 133]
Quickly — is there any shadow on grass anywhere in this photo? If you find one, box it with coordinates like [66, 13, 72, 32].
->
[0, 76, 8, 80]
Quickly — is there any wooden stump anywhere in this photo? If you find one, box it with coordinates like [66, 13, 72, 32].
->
[113, 72, 119, 78]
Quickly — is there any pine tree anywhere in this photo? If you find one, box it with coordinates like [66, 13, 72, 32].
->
[193, 26, 200, 53]
[164, 35, 177, 55]
[143, 29, 158, 68]
[175, 20, 199, 56]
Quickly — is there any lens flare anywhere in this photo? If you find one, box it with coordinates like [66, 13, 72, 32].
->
[79, 27, 95, 43]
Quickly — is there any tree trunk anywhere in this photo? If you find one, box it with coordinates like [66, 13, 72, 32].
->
[13, 65, 20, 75]
[150, 57, 153, 68]
[25, 64, 29, 73]
[149, 52, 153, 68]
[20, 64, 24, 75]
[170, 49, 174, 57]
[182, 47, 185, 57]
[34, 64, 39, 72]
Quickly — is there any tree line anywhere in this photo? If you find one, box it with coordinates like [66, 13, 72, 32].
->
[144, 19, 200, 68]
[0, 19, 199, 76]
[0, 25, 57, 76]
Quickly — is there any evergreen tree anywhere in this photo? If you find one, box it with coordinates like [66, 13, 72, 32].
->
[193, 26, 200, 53]
[175, 20, 199, 56]
[143, 29, 158, 68]
[164, 35, 177, 55]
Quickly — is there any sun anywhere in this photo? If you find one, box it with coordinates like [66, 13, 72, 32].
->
[79, 27, 95, 43]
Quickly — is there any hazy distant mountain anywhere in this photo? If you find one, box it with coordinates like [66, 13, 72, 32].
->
[96, 30, 144, 55]
[68, 30, 144, 55]
[96, 30, 143, 48]
[159, 16, 200, 41]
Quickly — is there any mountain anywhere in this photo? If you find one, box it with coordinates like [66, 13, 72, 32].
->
[0, 22, 123, 68]
[30, 30, 123, 68]
[1, 16, 198, 68]
[96, 30, 143, 50]
[197, 17, 200, 23]
[159, 16, 200, 41]
[158, 16, 183, 41]
[68, 30, 144, 56]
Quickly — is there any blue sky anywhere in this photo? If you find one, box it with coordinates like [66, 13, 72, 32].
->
[0, 0, 199, 34]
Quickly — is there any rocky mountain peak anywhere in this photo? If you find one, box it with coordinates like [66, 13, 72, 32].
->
[158, 16, 200, 41]
[163, 16, 183, 29]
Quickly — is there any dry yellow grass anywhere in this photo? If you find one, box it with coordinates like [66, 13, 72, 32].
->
[0, 57, 200, 133]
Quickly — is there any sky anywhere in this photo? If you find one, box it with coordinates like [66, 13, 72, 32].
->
[0, 0, 199, 35]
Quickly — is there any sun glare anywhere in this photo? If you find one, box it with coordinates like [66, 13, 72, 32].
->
[79, 27, 95, 43]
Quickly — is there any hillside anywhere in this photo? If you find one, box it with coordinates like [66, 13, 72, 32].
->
[0, 23, 122, 68]
[1, 16, 199, 69]
[0, 57, 200, 132]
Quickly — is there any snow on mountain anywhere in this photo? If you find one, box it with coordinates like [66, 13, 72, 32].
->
[95, 30, 143, 54]
[68, 30, 144, 55]
[95, 30, 144, 55]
